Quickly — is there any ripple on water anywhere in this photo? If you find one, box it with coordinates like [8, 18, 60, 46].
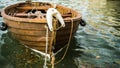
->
[0, 0, 120, 68]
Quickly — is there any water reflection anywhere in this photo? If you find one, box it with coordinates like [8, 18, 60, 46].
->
[106, 1, 120, 37]
[1, 32, 46, 68]
[0, 0, 120, 68]
[74, 0, 120, 68]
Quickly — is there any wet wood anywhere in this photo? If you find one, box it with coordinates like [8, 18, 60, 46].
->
[15, 13, 72, 18]
[1, 2, 81, 53]
[16, 6, 51, 10]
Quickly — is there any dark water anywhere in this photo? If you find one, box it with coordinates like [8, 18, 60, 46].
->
[0, 0, 120, 68]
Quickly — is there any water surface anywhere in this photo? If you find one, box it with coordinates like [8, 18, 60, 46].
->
[0, 0, 120, 68]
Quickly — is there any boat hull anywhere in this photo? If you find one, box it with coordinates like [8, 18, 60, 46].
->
[1, 2, 81, 53]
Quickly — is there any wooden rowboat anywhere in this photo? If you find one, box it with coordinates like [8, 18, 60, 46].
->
[1, 1, 82, 55]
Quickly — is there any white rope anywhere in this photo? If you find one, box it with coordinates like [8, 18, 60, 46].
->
[43, 25, 49, 68]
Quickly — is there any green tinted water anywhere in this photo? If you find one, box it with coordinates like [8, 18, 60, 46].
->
[0, 0, 120, 68]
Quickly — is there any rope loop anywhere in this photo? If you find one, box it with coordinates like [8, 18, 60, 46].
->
[46, 19, 74, 66]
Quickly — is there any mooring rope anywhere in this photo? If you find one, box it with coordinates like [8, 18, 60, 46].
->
[50, 19, 57, 68]
[43, 25, 49, 68]
[45, 2, 74, 66]
[53, 19, 74, 65]
[46, 19, 74, 67]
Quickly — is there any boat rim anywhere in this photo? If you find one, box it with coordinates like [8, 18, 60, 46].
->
[1, 2, 82, 23]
